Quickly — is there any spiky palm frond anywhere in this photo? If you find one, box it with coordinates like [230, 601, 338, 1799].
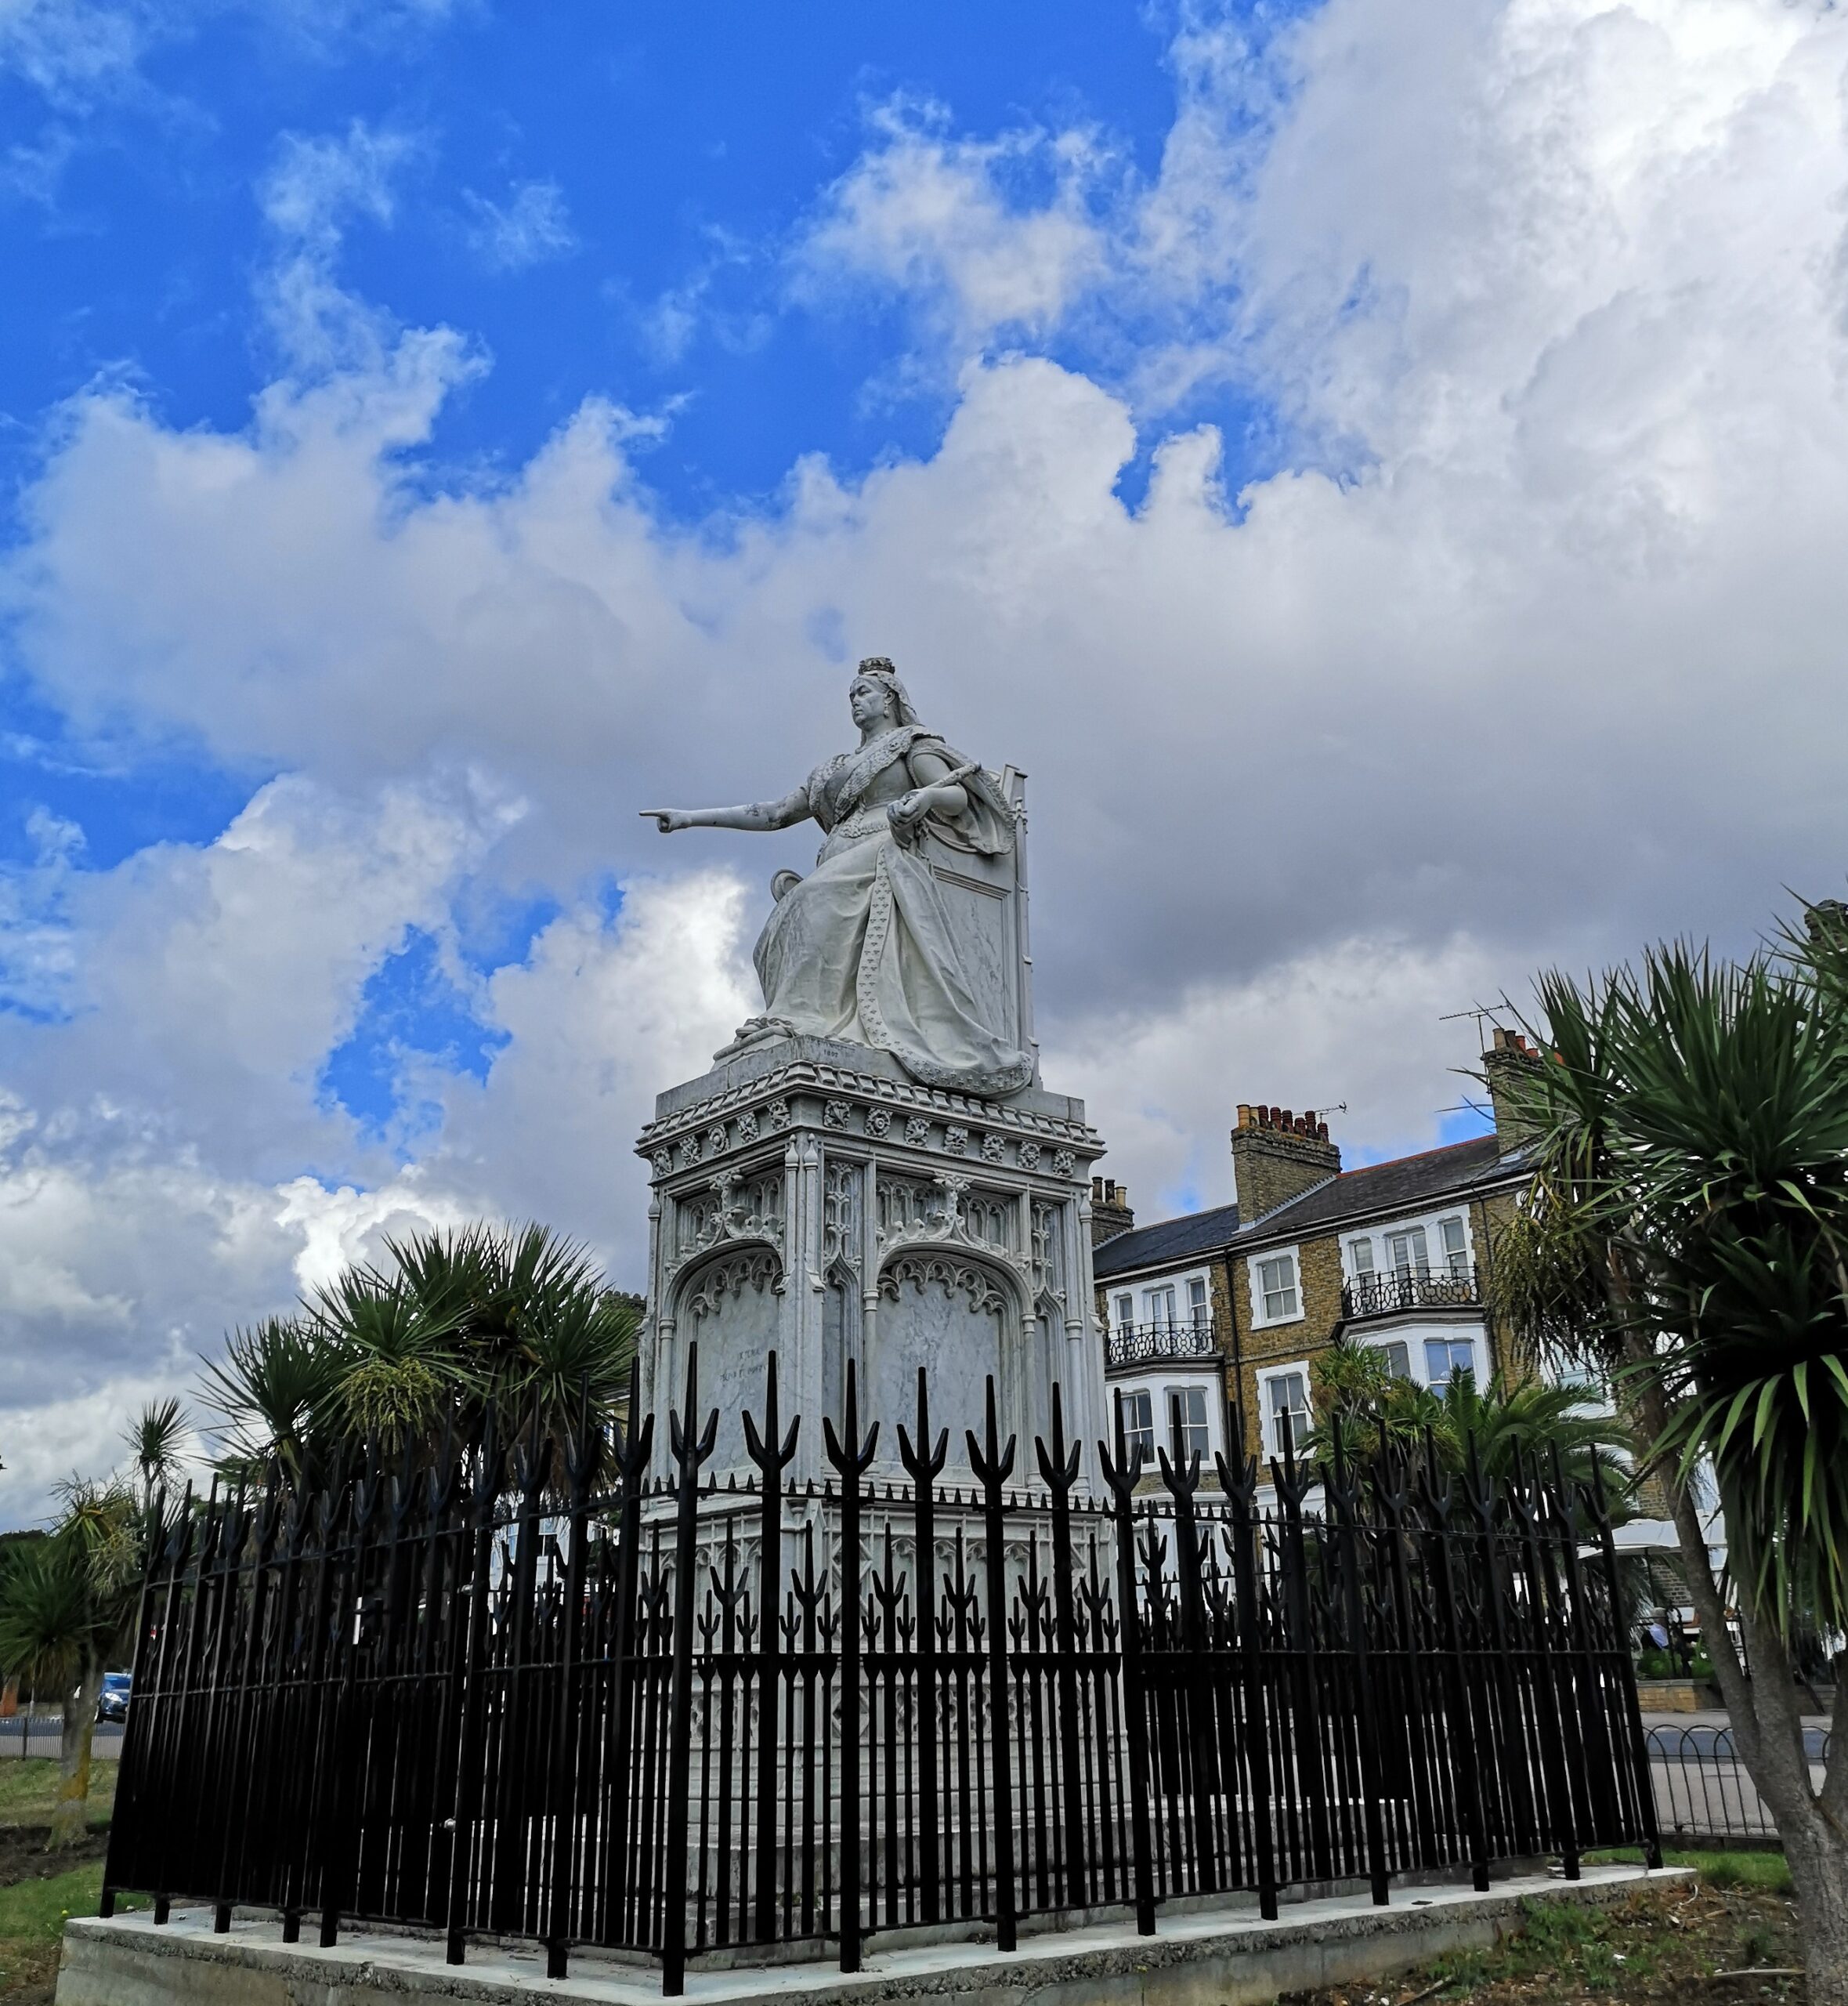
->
[123, 1398, 187, 1517]
[1307, 1343, 1630, 1508]
[199, 1316, 335, 1483]
[1609, 944, 1848, 1635]
[0, 1537, 92, 1693]
[0, 1486, 139, 1693]
[1503, 926, 1848, 1638]
[306, 1269, 476, 1455]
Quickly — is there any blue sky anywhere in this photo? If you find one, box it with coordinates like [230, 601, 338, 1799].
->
[2, 2, 1260, 519]
[3, 0, 1846, 1514]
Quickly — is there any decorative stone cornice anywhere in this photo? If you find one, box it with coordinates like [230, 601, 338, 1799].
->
[637, 1057, 1101, 1183]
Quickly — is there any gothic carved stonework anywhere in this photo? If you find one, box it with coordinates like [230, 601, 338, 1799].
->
[945, 1125, 970, 1156]
[1018, 1141, 1042, 1171]
[671, 1169, 786, 1276]
[1053, 1150, 1075, 1178]
[878, 1251, 1009, 1317]
[823, 1099, 851, 1130]
[1030, 1198, 1066, 1316]
[877, 1170, 964, 1247]
[823, 1160, 862, 1276]
[707, 1124, 729, 1155]
[682, 1247, 784, 1322]
[980, 1132, 1006, 1163]
[634, 1055, 1103, 1170]
[877, 1172, 1025, 1279]
[865, 1107, 891, 1139]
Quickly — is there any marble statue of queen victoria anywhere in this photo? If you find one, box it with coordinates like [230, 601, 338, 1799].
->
[643, 658, 1035, 1099]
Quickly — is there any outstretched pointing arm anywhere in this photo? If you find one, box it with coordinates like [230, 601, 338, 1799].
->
[641, 786, 812, 835]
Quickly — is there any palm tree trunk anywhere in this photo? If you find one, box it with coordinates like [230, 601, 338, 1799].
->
[50, 1659, 103, 1849]
[1625, 1356, 1848, 2002]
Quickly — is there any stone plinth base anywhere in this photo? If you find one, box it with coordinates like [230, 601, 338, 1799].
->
[637, 1036, 1109, 1494]
[58, 1865, 1683, 2006]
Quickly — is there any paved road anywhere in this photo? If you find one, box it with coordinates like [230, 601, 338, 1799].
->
[0, 1721, 124, 1760]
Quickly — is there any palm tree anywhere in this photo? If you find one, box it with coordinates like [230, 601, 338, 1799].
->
[122, 1399, 188, 1525]
[201, 1222, 642, 1487]
[0, 1483, 141, 1847]
[1489, 915, 1848, 2003]
[1307, 1338, 1632, 1500]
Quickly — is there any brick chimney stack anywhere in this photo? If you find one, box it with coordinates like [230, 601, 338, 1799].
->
[1481, 1027, 1547, 1146]
[1229, 1105, 1341, 1222]
[1090, 1175, 1135, 1247]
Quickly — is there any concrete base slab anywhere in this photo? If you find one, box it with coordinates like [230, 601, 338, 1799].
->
[59, 1864, 1686, 2006]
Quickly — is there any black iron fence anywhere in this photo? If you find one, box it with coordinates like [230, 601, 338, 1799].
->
[103, 1350, 1658, 1992]
[1342, 1266, 1481, 1320]
[1647, 1724, 1832, 1845]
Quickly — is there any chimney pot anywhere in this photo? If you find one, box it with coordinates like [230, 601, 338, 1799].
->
[1229, 1096, 1341, 1218]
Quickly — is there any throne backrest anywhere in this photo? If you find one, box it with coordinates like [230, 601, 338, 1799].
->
[920, 764, 1039, 1083]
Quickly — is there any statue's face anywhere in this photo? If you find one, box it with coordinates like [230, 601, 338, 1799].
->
[848, 677, 896, 728]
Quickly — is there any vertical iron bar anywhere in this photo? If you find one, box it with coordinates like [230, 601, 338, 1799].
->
[1102, 1399, 1157, 1936]
[823, 1359, 878, 1974]
[1217, 1417, 1279, 1921]
[743, 1352, 799, 1943]
[1036, 1385, 1088, 1911]
[662, 1342, 719, 1997]
[967, 1377, 1018, 1953]
[1329, 1444, 1391, 1905]
[897, 1368, 948, 1925]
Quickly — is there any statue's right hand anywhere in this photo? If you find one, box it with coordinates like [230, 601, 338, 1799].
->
[640, 809, 691, 834]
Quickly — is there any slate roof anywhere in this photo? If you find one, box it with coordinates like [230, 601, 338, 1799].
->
[1090, 1135, 1525, 1281]
[1093, 1202, 1241, 1279]
[1248, 1133, 1518, 1242]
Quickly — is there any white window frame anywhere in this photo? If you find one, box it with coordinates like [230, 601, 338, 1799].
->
[1167, 1385, 1211, 1463]
[1369, 1336, 1412, 1380]
[1247, 1245, 1304, 1329]
[1115, 1387, 1155, 1463]
[1344, 1233, 1376, 1281]
[1423, 1334, 1479, 1394]
[1347, 1205, 1478, 1283]
[1257, 1360, 1313, 1457]
[1112, 1292, 1136, 1333]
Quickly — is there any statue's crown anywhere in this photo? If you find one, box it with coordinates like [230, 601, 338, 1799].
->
[857, 656, 898, 679]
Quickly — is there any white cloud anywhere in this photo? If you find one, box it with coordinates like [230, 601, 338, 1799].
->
[0, 0, 157, 103]
[463, 178, 577, 273]
[8, 0, 1848, 1519]
[795, 99, 1116, 350]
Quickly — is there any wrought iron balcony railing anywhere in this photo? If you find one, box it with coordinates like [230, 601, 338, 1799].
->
[1341, 1266, 1481, 1321]
[1105, 1318, 1218, 1368]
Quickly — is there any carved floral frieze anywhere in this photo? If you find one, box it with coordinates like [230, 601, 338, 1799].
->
[668, 1169, 786, 1279]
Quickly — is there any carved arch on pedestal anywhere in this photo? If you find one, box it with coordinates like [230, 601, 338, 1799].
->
[670, 1242, 786, 1327]
[874, 1247, 1025, 1325]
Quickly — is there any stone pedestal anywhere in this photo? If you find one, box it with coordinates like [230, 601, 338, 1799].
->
[636, 1035, 1109, 1490]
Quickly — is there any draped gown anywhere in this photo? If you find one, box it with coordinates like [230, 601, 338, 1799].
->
[747, 725, 1035, 1099]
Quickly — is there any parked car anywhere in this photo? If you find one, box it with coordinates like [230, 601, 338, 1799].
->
[96, 1672, 131, 1725]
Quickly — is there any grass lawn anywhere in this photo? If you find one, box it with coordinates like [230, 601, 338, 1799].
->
[0, 1762, 114, 1834]
[0, 1761, 128, 2004]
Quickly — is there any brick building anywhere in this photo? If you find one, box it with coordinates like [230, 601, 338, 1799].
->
[1091, 1033, 1546, 1474]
